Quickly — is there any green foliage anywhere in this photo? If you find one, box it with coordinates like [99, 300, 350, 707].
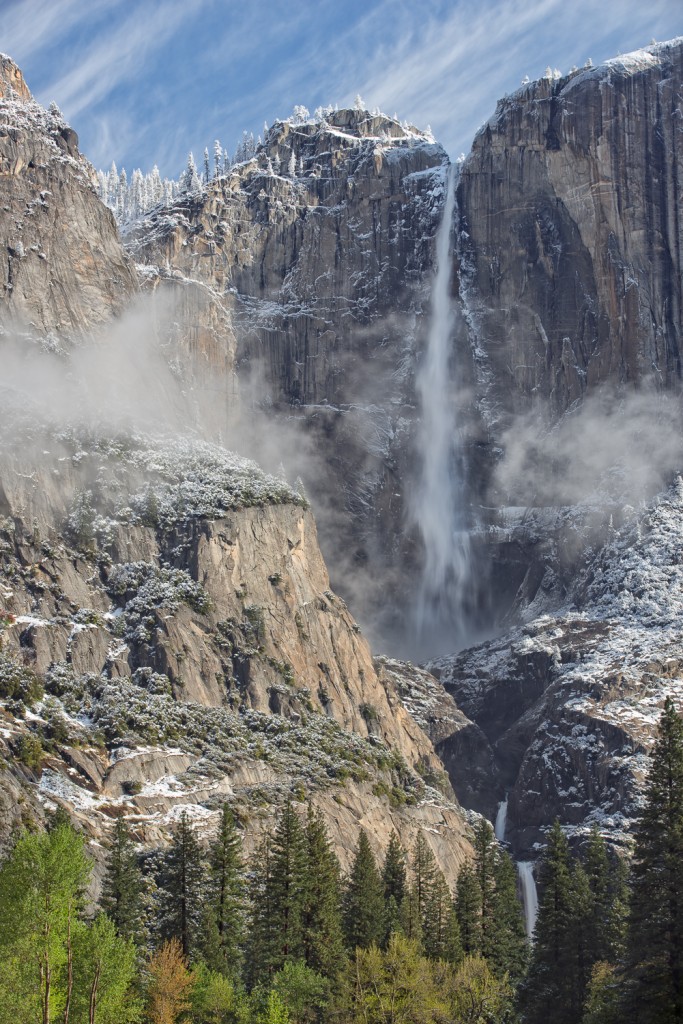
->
[272, 961, 328, 1024]
[191, 964, 251, 1024]
[455, 862, 481, 956]
[158, 811, 206, 958]
[622, 697, 683, 1023]
[350, 934, 459, 1024]
[71, 914, 140, 1024]
[100, 813, 147, 945]
[199, 804, 245, 978]
[343, 830, 384, 951]
[487, 850, 528, 982]
[16, 731, 44, 768]
[0, 820, 92, 1024]
[301, 805, 345, 978]
[0, 653, 43, 705]
[248, 802, 308, 985]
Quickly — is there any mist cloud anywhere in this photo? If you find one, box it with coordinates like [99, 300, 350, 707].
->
[493, 385, 683, 508]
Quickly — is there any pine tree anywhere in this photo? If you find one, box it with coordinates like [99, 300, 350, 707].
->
[623, 698, 683, 1022]
[203, 148, 210, 184]
[381, 832, 406, 945]
[412, 833, 437, 935]
[487, 849, 528, 982]
[422, 868, 461, 964]
[518, 821, 576, 1024]
[180, 152, 201, 194]
[382, 832, 407, 906]
[300, 805, 344, 978]
[100, 812, 146, 945]
[455, 862, 482, 955]
[248, 801, 308, 985]
[473, 819, 497, 960]
[158, 811, 205, 958]
[198, 804, 244, 977]
[398, 884, 423, 948]
[343, 830, 384, 951]
[213, 141, 223, 179]
[583, 826, 627, 965]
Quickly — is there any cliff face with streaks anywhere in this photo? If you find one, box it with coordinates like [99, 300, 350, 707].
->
[457, 39, 683, 435]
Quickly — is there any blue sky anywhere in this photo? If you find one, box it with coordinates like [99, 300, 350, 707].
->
[2, 0, 681, 177]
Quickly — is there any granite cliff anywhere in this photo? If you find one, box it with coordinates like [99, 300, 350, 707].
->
[1, 37, 682, 879]
[0, 58, 472, 882]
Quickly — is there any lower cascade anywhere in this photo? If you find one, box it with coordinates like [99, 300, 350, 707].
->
[494, 797, 508, 842]
[517, 861, 539, 939]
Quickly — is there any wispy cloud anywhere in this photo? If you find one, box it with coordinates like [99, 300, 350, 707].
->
[2, 0, 680, 173]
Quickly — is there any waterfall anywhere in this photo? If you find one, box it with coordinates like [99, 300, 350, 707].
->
[411, 163, 472, 657]
[517, 861, 539, 939]
[494, 797, 508, 842]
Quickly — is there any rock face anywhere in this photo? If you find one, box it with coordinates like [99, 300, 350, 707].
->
[0, 54, 136, 338]
[458, 39, 683, 435]
[126, 112, 448, 645]
[0, 428, 471, 880]
[431, 479, 683, 855]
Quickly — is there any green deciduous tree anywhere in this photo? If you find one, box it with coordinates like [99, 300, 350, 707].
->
[0, 820, 91, 1024]
[71, 914, 139, 1024]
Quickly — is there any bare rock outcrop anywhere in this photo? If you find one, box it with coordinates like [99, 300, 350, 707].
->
[0, 55, 137, 338]
[0, 431, 471, 881]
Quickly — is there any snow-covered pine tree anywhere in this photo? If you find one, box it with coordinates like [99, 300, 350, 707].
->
[213, 140, 222, 179]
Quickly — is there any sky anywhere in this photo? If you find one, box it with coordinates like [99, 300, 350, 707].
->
[1, 0, 681, 178]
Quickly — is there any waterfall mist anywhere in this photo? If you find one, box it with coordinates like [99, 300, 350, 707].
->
[410, 163, 473, 659]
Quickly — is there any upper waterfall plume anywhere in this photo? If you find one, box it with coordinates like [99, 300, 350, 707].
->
[410, 163, 473, 658]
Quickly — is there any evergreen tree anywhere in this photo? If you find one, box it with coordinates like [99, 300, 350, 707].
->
[382, 832, 407, 906]
[473, 819, 497, 960]
[246, 835, 274, 989]
[411, 832, 437, 940]
[487, 849, 528, 982]
[158, 811, 205, 958]
[301, 805, 345, 978]
[422, 868, 461, 964]
[180, 152, 201, 194]
[518, 821, 577, 1024]
[583, 826, 627, 965]
[248, 802, 307, 984]
[203, 147, 210, 184]
[100, 812, 146, 945]
[213, 140, 223, 179]
[198, 804, 244, 977]
[623, 698, 683, 1023]
[398, 885, 423, 949]
[455, 862, 481, 956]
[382, 832, 407, 945]
[343, 830, 384, 951]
